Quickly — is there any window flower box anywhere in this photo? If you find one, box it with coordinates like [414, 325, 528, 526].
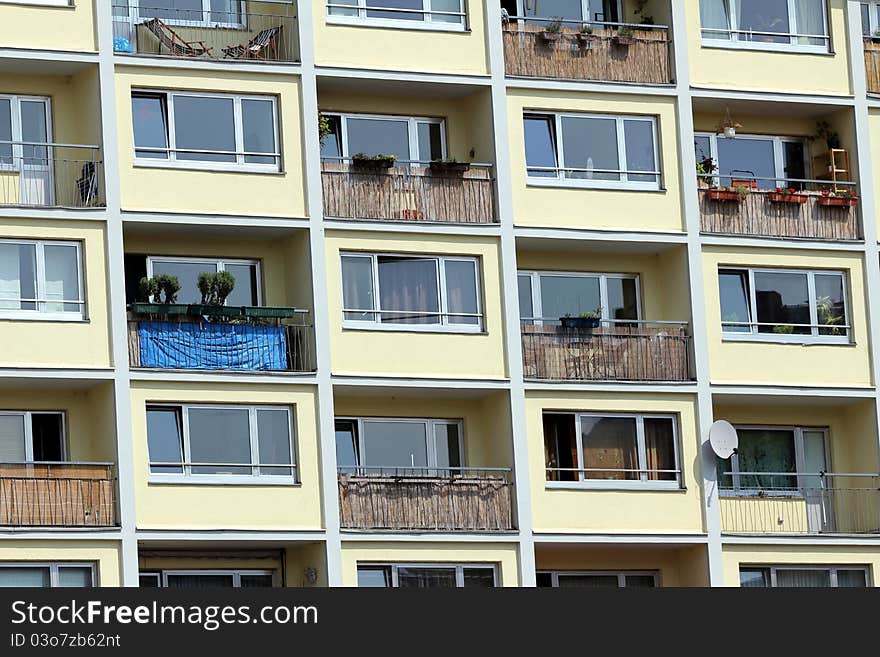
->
[428, 160, 471, 176]
[350, 153, 396, 171]
[768, 190, 808, 204]
[539, 30, 562, 44]
[130, 302, 190, 316]
[559, 316, 601, 330]
[611, 35, 635, 47]
[706, 189, 742, 202]
[575, 33, 598, 49]
[817, 194, 859, 208]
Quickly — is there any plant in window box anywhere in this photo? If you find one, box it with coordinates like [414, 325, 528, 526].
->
[350, 152, 396, 171]
[706, 186, 748, 202]
[696, 158, 717, 188]
[817, 188, 859, 207]
[132, 274, 183, 314]
[428, 157, 471, 176]
[612, 26, 635, 47]
[768, 187, 808, 204]
[194, 271, 240, 317]
[575, 24, 597, 49]
[539, 18, 564, 44]
[559, 308, 602, 330]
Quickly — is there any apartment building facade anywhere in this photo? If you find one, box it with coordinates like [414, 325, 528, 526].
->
[0, 0, 879, 588]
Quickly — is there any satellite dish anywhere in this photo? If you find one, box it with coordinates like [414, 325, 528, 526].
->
[709, 420, 738, 459]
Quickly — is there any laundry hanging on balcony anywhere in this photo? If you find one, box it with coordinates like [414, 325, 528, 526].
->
[137, 321, 287, 371]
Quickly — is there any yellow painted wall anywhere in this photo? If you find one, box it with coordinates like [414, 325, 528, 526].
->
[284, 542, 327, 587]
[325, 230, 507, 379]
[340, 541, 520, 587]
[114, 66, 306, 218]
[722, 544, 880, 587]
[507, 90, 683, 233]
[702, 247, 872, 387]
[0, 1, 97, 53]
[685, 0, 852, 96]
[0, 540, 121, 586]
[130, 381, 323, 530]
[319, 89, 495, 165]
[313, 0, 490, 76]
[525, 391, 705, 534]
[0, 218, 111, 369]
[535, 544, 709, 587]
[868, 110, 880, 230]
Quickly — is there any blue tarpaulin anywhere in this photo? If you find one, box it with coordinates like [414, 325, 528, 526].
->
[138, 321, 288, 370]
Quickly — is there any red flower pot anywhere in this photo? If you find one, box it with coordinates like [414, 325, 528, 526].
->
[706, 189, 741, 202]
[768, 192, 808, 204]
[817, 195, 859, 207]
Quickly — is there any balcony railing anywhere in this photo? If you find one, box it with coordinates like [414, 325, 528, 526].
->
[865, 39, 880, 94]
[521, 319, 692, 382]
[720, 472, 880, 536]
[0, 142, 104, 209]
[112, 1, 299, 63]
[697, 176, 861, 241]
[501, 18, 673, 84]
[127, 305, 315, 373]
[321, 159, 497, 224]
[0, 462, 117, 528]
[338, 466, 515, 531]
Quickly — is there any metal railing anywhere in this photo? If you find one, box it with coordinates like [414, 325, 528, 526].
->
[128, 309, 315, 372]
[701, 27, 830, 48]
[0, 142, 104, 209]
[112, 1, 299, 63]
[337, 466, 514, 531]
[697, 174, 861, 241]
[321, 158, 497, 224]
[521, 319, 692, 382]
[0, 462, 117, 528]
[719, 472, 880, 535]
[546, 467, 681, 485]
[501, 16, 673, 84]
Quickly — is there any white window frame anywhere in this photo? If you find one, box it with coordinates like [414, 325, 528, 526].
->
[131, 89, 281, 173]
[0, 410, 66, 462]
[517, 270, 642, 325]
[719, 425, 831, 496]
[114, 0, 247, 31]
[512, 0, 623, 24]
[146, 403, 297, 485]
[719, 267, 851, 344]
[544, 411, 682, 491]
[357, 563, 497, 587]
[863, 2, 880, 36]
[741, 565, 871, 588]
[1, 0, 72, 6]
[700, 0, 831, 54]
[0, 239, 86, 321]
[538, 570, 659, 588]
[0, 94, 53, 171]
[695, 131, 810, 188]
[326, 0, 467, 33]
[152, 569, 276, 587]
[340, 252, 484, 333]
[524, 112, 661, 191]
[323, 112, 446, 166]
[145, 255, 263, 305]
[0, 562, 96, 587]
[336, 416, 465, 470]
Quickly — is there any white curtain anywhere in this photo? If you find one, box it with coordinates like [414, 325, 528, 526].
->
[0, 414, 26, 462]
[43, 244, 79, 313]
[700, 0, 731, 38]
[795, 0, 827, 45]
[0, 244, 22, 310]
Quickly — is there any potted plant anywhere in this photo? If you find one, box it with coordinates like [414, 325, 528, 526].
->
[815, 121, 842, 150]
[576, 24, 596, 48]
[817, 188, 859, 207]
[350, 152, 396, 171]
[768, 186, 808, 204]
[816, 295, 844, 335]
[318, 112, 333, 146]
[132, 274, 182, 314]
[539, 18, 563, 44]
[428, 157, 471, 175]
[696, 158, 717, 188]
[559, 309, 602, 330]
[633, 0, 655, 25]
[772, 324, 795, 334]
[612, 25, 635, 47]
[707, 186, 748, 202]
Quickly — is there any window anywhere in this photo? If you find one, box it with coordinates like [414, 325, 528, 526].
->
[0, 411, 65, 463]
[694, 132, 808, 190]
[131, 91, 279, 171]
[0, 563, 94, 588]
[511, 0, 622, 26]
[537, 571, 658, 588]
[718, 268, 849, 341]
[327, 0, 466, 30]
[716, 426, 829, 492]
[700, 0, 829, 51]
[340, 253, 482, 331]
[740, 566, 868, 588]
[543, 412, 680, 488]
[146, 256, 261, 306]
[0, 240, 84, 320]
[357, 564, 496, 588]
[517, 270, 640, 325]
[524, 113, 660, 190]
[0, 95, 51, 165]
[335, 417, 463, 473]
[112, 0, 243, 28]
[320, 113, 445, 165]
[146, 404, 296, 481]
[140, 570, 275, 588]
[862, 2, 880, 36]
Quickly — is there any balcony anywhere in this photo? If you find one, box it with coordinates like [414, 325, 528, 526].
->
[521, 320, 692, 382]
[112, 1, 299, 63]
[720, 473, 880, 536]
[698, 177, 862, 241]
[337, 467, 515, 532]
[127, 304, 315, 373]
[321, 159, 496, 224]
[501, 19, 672, 84]
[0, 143, 104, 209]
[0, 462, 117, 528]
[865, 39, 880, 95]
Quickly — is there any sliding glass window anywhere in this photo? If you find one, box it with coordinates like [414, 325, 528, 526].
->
[700, 0, 829, 51]
[357, 564, 496, 588]
[517, 270, 640, 325]
[327, 1, 466, 30]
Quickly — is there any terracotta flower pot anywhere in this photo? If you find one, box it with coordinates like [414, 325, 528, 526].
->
[817, 195, 859, 207]
[706, 189, 741, 202]
[768, 192, 808, 204]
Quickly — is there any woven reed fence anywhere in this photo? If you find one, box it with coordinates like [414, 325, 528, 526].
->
[501, 23, 672, 84]
[865, 39, 880, 95]
[521, 323, 691, 382]
[698, 189, 861, 241]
